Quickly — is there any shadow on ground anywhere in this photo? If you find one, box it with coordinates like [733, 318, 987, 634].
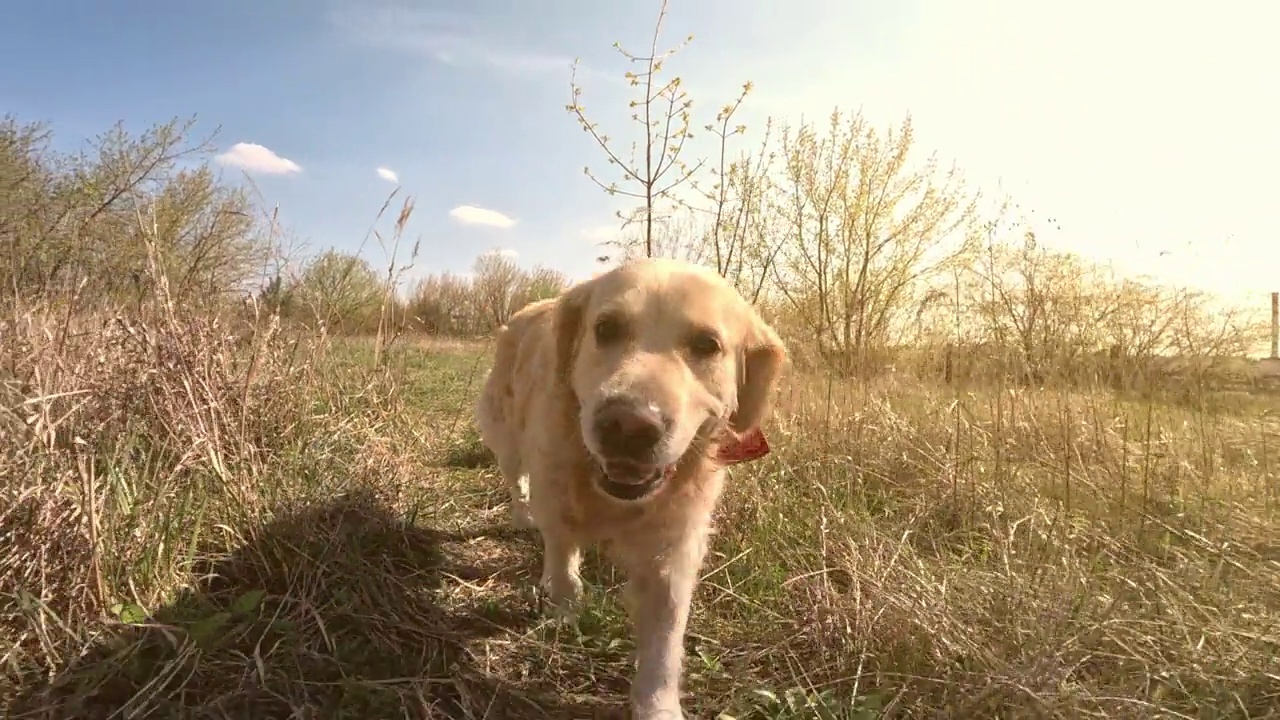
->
[442, 435, 496, 470]
[10, 487, 625, 719]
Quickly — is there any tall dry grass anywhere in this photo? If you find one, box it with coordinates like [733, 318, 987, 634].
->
[704, 370, 1280, 716]
[5, 268, 1280, 718]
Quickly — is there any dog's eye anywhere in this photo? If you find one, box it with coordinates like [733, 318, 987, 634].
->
[688, 330, 722, 358]
[594, 315, 625, 345]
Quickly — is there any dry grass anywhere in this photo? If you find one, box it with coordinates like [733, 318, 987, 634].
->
[3, 290, 1280, 719]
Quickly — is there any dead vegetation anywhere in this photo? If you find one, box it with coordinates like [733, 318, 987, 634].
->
[5, 280, 1278, 717]
[3, 4, 1280, 715]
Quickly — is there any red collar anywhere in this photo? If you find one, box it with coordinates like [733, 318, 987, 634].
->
[715, 427, 771, 465]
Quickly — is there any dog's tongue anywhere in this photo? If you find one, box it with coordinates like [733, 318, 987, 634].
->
[716, 427, 771, 465]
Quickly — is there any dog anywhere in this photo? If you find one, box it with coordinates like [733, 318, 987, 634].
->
[475, 257, 787, 719]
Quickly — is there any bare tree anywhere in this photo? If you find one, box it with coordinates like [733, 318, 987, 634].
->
[972, 229, 1117, 382]
[290, 250, 383, 333]
[471, 251, 526, 329]
[0, 115, 270, 308]
[770, 110, 978, 372]
[410, 272, 478, 336]
[513, 266, 569, 314]
[566, 0, 752, 261]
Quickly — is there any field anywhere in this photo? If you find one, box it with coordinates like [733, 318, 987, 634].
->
[4, 305, 1279, 720]
[4, 77, 1280, 718]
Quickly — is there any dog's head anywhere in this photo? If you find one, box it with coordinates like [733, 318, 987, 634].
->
[552, 258, 787, 502]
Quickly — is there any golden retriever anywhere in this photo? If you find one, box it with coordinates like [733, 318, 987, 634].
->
[475, 257, 787, 719]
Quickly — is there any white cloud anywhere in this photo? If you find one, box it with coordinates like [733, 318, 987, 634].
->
[215, 142, 301, 175]
[376, 166, 399, 184]
[325, 5, 612, 82]
[449, 205, 516, 229]
[423, 34, 573, 76]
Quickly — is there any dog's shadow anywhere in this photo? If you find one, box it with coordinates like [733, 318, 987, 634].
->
[11, 487, 625, 719]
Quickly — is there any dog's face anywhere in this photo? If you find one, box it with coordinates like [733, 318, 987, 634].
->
[553, 258, 786, 502]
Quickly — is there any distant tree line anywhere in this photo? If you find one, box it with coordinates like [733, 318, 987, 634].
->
[3, 97, 1265, 392]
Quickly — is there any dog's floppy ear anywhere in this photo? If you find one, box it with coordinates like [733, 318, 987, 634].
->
[552, 280, 592, 386]
[729, 308, 787, 434]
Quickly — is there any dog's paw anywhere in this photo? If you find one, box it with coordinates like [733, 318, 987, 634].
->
[509, 500, 536, 530]
[547, 600, 580, 626]
[632, 705, 683, 720]
[532, 584, 580, 625]
[535, 573, 583, 623]
[632, 687, 684, 720]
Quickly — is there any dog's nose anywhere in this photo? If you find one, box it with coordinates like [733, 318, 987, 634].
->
[594, 396, 668, 460]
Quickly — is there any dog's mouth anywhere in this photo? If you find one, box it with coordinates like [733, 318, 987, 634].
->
[588, 422, 772, 502]
[593, 458, 676, 501]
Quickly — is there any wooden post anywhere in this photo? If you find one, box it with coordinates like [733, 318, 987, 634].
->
[1272, 292, 1279, 359]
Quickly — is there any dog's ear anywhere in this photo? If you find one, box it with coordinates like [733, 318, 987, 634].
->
[553, 280, 591, 386]
[730, 308, 787, 434]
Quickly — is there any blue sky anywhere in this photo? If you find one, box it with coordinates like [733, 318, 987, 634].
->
[3, 0, 1278, 306]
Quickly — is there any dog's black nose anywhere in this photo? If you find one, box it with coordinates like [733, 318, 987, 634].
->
[594, 396, 668, 460]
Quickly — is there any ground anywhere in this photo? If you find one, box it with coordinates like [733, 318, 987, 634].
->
[5, 331, 1279, 719]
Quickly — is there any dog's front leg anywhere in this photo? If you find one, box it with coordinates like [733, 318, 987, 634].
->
[625, 535, 707, 720]
[538, 523, 584, 620]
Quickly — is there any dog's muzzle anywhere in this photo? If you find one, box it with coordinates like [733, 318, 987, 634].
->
[590, 395, 676, 501]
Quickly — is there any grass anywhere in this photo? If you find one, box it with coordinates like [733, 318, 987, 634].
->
[3, 301, 1280, 719]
